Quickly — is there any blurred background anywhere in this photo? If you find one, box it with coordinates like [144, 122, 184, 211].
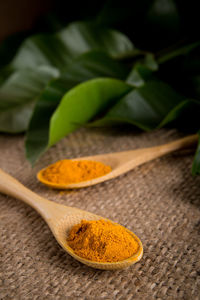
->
[0, 0, 104, 41]
[0, 0, 199, 49]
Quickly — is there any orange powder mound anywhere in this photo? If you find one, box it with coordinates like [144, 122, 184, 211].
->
[41, 160, 111, 184]
[67, 219, 139, 262]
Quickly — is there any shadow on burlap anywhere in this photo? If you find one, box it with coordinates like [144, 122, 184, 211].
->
[0, 128, 200, 300]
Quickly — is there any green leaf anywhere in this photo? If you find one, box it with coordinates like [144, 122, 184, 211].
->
[157, 43, 200, 100]
[59, 22, 135, 59]
[25, 78, 67, 163]
[0, 67, 59, 133]
[192, 132, 200, 175]
[12, 34, 70, 71]
[49, 78, 132, 146]
[158, 99, 200, 130]
[60, 51, 129, 82]
[0, 20, 133, 134]
[126, 53, 158, 87]
[157, 41, 200, 64]
[11, 21, 134, 71]
[26, 51, 129, 164]
[90, 81, 186, 130]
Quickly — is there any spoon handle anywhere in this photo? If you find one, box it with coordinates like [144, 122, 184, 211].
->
[109, 134, 198, 177]
[153, 134, 198, 154]
[136, 133, 198, 162]
[0, 168, 56, 218]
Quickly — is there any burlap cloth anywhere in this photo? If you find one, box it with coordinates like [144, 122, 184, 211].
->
[0, 127, 200, 300]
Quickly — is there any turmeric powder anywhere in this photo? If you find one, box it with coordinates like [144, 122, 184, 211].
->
[67, 219, 139, 262]
[40, 160, 111, 184]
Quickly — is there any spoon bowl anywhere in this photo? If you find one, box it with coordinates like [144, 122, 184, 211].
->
[55, 211, 143, 270]
[0, 168, 143, 270]
[37, 134, 198, 189]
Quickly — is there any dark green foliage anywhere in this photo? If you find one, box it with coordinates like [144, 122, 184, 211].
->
[0, 1, 200, 173]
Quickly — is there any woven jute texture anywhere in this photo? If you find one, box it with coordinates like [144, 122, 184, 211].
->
[0, 127, 200, 300]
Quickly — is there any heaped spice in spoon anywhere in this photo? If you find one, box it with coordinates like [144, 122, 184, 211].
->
[40, 160, 111, 185]
[67, 219, 139, 262]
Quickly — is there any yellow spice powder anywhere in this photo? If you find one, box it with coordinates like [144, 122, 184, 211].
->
[67, 219, 139, 262]
[41, 160, 111, 184]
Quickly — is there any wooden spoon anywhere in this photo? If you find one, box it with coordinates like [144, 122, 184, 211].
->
[37, 134, 198, 189]
[0, 168, 143, 270]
